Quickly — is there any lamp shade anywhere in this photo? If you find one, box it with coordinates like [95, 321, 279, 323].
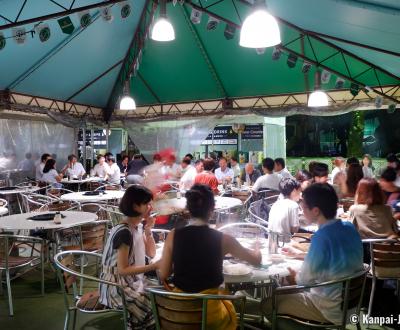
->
[151, 17, 175, 42]
[308, 90, 329, 107]
[239, 9, 281, 48]
[119, 95, 136, 110]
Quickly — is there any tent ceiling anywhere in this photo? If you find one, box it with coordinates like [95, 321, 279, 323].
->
[0, 0, 399, 121]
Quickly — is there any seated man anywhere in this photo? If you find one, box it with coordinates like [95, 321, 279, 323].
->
[194, 158, 219, 195]
[252, 158, 281, 192]
[229, 157, 241, 183]
[312, 162, 329, 183]
[61, 154, 86, 178]
[91, 154, 110, 178]
[240, 163, 261, 186]
[263, 183, 363, 325]
[274, 158, 293, 179]
[268, 178, 301, 238]
[215, 157, 234, 184]
[180, 159, 203, 191]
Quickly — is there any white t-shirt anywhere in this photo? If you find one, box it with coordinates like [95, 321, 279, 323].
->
[275, 167, 293, 179]
[268, 198, 299, 237]
[42, 169, 59, 183]
[92, 163, 110, 178]
[252, 173, 282, 192]
[331, 167, 341, 183]
[107, 163, 121, 184]
[35, 163, 45, 180]
[215, 167, 234, 182]
[65, 162, 86, 177]
[179, 165, 197, 190]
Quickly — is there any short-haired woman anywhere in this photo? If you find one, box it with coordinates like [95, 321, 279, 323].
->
[159, 184, 261, 329]
[351, 178, 398, 239]
[99, 185, 158, 329]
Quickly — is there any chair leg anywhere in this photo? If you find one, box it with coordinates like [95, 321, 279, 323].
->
[0, 270, 3, 295]
[41, 251, 45, 296]
[64, 311, 70, 330]
[367, 277, 376, 317]
[72, 309, 77, 330]
[6, 270, 13, 316]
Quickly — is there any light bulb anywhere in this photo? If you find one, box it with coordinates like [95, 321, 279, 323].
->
[119, 95, 136, 110]
[151, 17, 175, 42]
[240, 9, 281, 48]
[308, 90, 329, 107]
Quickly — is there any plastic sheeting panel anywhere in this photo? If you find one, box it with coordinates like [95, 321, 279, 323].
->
[0, 119, 74, 181]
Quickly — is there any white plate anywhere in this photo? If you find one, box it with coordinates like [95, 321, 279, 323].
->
[223, 263, 252, 276]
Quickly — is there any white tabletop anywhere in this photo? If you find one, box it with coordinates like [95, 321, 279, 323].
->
[61, 176, 106, 184]
[0, 207, 8, 216]
[0, 186, 42, 195]
[0, 211, 98, 230]
[153, 237, 303, 284]
[153, 196, 243, 215]
[60, 190, 125, 203]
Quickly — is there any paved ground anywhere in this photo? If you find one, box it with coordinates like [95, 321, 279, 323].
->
[1, 268, 399, 330]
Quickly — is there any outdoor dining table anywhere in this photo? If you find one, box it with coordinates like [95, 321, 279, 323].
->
[61, 176, 105, 191]
[153, 196, 243, 216]
[0, 211, 98, 231]
[60, 190, 125, 203]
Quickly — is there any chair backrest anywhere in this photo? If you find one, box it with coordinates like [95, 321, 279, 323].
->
[273, 266, 369, 327]
[146, 287, 246, 330]
[100, 204, 125, 226]
[248, 198, 271, 226]
[151, 228, 170, 243]
[339, 198, 354, 212]
[53, 250, 128, 320]
[38, 200, 80, 212]
[253, 189, 280, 201]
[364, 239, 400, 278]
[95, 184, 121, 191]
[20, 193, 57, 212]
[46, 187, 74, 199]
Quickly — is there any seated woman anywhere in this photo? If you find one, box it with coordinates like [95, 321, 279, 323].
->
[41, 159, 63, 187]
[350, 178, 398, 239]
[335, 163, 363, 199]
[159, 184, 261, 330]
[99, 185, 158, 330]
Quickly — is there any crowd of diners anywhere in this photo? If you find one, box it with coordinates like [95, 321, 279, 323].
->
[92, 150, 399, 328]
[4, 149, 400, 328]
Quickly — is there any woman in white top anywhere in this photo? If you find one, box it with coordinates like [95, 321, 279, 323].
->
[362, 154, 374, 178]
[41, 159, 63, 185]
[91, 154, 110, 177]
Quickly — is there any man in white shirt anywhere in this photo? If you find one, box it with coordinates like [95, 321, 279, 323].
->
[35, 153, 51, 180]
[230, 157, 241, 183]
[179, 159, 204, 190]
[91, 154, 110, 178]
[215, 157, 234, 184]
[274, 158, 293, 179]
[268, 178, 301, 238]
[61, 154, 86, 178]
[106, 155, 121, 184]
[252, 158, 282, 192]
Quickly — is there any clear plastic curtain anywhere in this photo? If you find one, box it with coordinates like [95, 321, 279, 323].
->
[0, 119, 75, 171]
[124, 117, 217, 160]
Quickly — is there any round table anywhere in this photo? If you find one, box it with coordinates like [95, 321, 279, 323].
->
[60, 190, 125, 203]
[61, 177, 105, 184]
[153, 196, 243, 215]
[0, 207, 8, 216]
[0, 186, 41, 195]
[0, 211, 98, 230]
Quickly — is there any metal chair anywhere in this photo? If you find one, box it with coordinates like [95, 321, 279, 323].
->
[248, 198, 271, 227]
[54, 250, 129, 330]
[146, 287, 246, 330]
[0, 197, 8, 208]
[38, 200, 80, 212]
[20, 193, 58, 212]
[252, 189, 280, 201]
[0, 234, 45, 316]
[94, 184, 121, 191]
[270, 266, 369, 330]
[362, 238, 400, 317]
[218, 222, 269, 239]
[99, 204, 124, 227]
[46, 187, 74, 199]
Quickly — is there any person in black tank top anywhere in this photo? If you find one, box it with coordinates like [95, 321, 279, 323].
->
[158, 184, 261, 329]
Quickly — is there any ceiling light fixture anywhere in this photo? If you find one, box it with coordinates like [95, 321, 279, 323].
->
[308, 71, 329, 107]
[239, 0, 281, 48]
[151, 0, 175, 42]
[119, 80, 136, 110]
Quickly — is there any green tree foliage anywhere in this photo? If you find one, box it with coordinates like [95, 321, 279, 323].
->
[347, 111, 365, 157]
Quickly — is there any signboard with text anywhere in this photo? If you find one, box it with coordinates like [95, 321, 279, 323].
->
[242, 124, 263, 140]
[202, 126, 238, 145]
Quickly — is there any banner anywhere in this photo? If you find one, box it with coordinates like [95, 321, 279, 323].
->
[12, 27, 26, 45]
[36, 24, 51, 43]
[58, 16, 75, 34]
